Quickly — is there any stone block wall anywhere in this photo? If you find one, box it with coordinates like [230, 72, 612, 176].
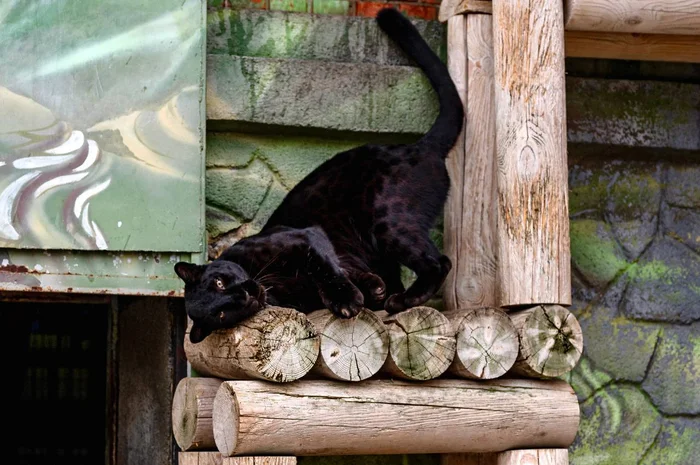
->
[210, 0, 440, 20]
[203, 6, 700, 465]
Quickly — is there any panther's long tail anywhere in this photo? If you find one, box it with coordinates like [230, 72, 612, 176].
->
[376, 8, 464, 155]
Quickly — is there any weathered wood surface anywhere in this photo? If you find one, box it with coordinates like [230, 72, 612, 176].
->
[442, 449, 568, 465]
[212, 378, 580, 456]
[444, 13, 468, 312]
[492, 0, 571, 307]
[445, 13, 498, 311]
[509, 305, 583, 378]
[565, 31, 700, 63]
[307, 309, 388, 381]
[379, 307, 456, 381]
[439, 0, 493, 22]
[564, 0, 700, 35]
[179, 452, 297, 465]
[172, 377, 222, 451]
[184, 307, 319, 382]
[445, 307, 518, 380]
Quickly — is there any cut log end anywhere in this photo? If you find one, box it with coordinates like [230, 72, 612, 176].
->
[448, 307, 519, 380]
[310, 308, 389, 381]
[382, 306, 456, 380]
[213, 382, 240, 457]
[511, 305, 583, 378]
[172, 377, 222, 451]
[184, 306, 320, 382]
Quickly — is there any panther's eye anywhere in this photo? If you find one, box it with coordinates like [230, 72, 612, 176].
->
[215, 278, 225, 290]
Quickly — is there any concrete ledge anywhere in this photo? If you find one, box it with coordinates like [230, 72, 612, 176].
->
[567, 77, 700, 151]
[207, 9, 446, 65]
[206, 54, 439, 134]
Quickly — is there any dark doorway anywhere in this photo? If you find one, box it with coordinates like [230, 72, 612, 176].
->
[2, 301, 111, 465]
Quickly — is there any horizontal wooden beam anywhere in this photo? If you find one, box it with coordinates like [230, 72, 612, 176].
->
[565, 31, 700, 64]
[212, 379, 580, 456]
[565, 0, 700, 36]
[179, 452, 296, 465]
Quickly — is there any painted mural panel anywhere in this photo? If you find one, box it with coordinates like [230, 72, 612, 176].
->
[0, 0, 205, 252]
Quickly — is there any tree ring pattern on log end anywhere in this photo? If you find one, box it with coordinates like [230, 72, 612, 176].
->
[386, 306, 456, 380]
[253, 307, 321, 382]
[456, 307, 519, 379]
[319, 309, 389, 381]
[519, 305, 583, 378]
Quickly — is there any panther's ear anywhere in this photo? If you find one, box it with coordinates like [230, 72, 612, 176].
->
[174, 262, 205, 284]
[189, 322, 211, 344]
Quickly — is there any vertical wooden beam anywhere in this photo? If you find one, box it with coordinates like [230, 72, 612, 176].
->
[492, 0, 571, 307]
[444, 13, 499, 311]
[442, 449, 569, 465]
[444, 13, 468, 312]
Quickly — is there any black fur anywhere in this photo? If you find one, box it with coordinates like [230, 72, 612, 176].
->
[175, 8, 464, 343]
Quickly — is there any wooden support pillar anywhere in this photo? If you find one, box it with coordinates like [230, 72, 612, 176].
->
[444, 12, 499, 311]
[442, 449, 569, 465]
[492, 0, 571, 307]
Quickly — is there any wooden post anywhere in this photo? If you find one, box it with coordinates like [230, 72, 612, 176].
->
[212, 379, 580, 456]
[184, 307, 320, 382]
[444, 307, 519, 380]
[179, 452, 297, 465]
[564, 0, 700, 35]
[444, 12, 499, 311]
[307, 309, 389, 382]
[442, 449, 568, 465]
[172, 377, 222, 451]
[379, 306, 456, 381]
[492, 0, 571, 307]
[509, 305, 583, 378]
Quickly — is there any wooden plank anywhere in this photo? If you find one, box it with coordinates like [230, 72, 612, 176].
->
[212, 378, 580, 456]
[444, 13, 468, 311]
[492, 0, 571, 307]
[439, 0, 493, 22]
[444, 14, 499, 311]
[179, 452, 297, 465]
[565, 30, 700, 64]
[564, 0, 700, 35]
[442, 449, 568, 465]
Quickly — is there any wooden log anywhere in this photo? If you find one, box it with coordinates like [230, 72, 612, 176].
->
[564, 31, 700, 64]
[444, 307, 518, 380]
[307, 308, 388, 381]
[439, 0, 493, 22]
[179, 452, 296, 465]
[444, 13, 498, 311]
[443, 12, 468, 313]
[378, 307, 456, 381]
[509, 305, 583, 378]
[492, 0, 571, 308]
[212, 378, 580, 456]
[184, 306, 319, 383]
[172, 377, 222, 451]
[442, 449, 568, 465]
[564, 0, 700, 36]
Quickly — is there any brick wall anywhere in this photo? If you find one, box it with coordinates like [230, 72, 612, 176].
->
[210, 0, 440, 21]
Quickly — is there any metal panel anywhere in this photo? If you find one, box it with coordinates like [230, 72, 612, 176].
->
[0, 0, 205, 252]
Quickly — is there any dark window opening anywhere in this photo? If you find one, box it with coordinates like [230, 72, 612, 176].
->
[2, 301, 110, 465]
